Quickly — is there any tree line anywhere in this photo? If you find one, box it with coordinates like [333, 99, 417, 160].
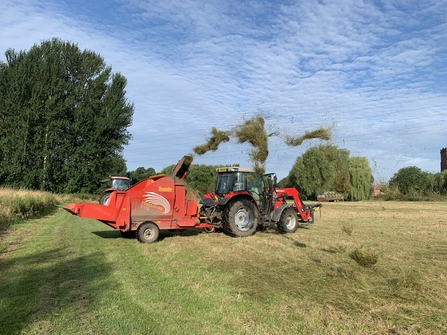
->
[385, 166, 447, 200]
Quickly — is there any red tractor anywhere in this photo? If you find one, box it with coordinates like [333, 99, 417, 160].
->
[99, 176, 131, 205]
[199, 165, 321, 237]
[64, 156, 321, 243]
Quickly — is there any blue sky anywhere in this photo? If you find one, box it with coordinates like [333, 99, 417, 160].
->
[1, 0, 446, 182]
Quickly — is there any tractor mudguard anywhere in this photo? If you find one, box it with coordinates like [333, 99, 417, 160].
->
[271, 203, 290, 222]
[217, 194, 258, 209]
[200, 197, 216, 207]
[217, 198, 231, 206]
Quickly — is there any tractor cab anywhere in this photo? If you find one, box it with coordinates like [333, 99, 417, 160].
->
[214, 166, 274, 212]
[111, 177, 131, 191]
[215, 167, 259, 193]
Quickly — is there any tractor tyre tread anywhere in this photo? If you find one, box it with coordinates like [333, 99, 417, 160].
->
[277, 208, 299, 234]
[99, 192, 112, 205]
[223, 199, 259, 237]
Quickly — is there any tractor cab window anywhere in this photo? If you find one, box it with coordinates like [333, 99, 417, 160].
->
[216, 172, 250, 194]
[247, 173, 263, 191]
[233, 172, 246, 191]
[247, 173, 264, 208]
[112, 178, 130, 190]
[216, 173, 232, 194]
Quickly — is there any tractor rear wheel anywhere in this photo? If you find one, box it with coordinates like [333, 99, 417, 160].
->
[99, 191, 112, 205]
[277, 208, 299, 234]
[223, 199, 259, 237]
[137, 222, 160, 243]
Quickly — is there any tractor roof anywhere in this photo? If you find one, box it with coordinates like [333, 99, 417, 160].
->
[111, 176, 130, 180]
[216, 166, 255, 173]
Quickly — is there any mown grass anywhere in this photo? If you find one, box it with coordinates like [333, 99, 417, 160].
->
[0, 199, 446, 334]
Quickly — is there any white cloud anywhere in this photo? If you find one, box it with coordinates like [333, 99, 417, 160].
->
[1, 0, 446, 181]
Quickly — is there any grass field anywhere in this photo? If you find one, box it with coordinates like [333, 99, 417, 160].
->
[0, 200, 446, 334]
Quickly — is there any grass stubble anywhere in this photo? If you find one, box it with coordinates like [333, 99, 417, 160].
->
[0, 192, 446, 334]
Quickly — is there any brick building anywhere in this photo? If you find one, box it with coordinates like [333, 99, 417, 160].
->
[441, 148, 447, 172]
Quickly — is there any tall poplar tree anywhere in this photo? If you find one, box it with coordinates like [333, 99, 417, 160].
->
[0, 38, 134, 193]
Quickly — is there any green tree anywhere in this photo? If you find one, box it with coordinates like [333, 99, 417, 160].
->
[288, 146, 336, 199]
[160, 162, 218, 196]
[389, 166, 431, 196]
[287, 145, 371, 200]
[321, 145, 351, 194]
[348, 157, 372, 201]
[0, 38, 134, 193]
[433, 170, 447, 195]
[129, 167, 157, 184]
[186, 164, 218, 196]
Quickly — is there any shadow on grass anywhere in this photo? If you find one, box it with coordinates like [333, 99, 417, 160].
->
[92, 230, 122, 239]
[294, 241, 307, 248]
[0, 248, 114, 334]
[280, 234, 307, 248]
[92, 227, 204, 242]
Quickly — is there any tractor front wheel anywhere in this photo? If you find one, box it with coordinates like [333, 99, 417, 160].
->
[137, 222, 160, 243]
[277, 208, 299, 234]
[223, 199, 259, 237]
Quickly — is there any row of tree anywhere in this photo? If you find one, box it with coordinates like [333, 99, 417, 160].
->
[128, 149, 447, 201]
[387, 166, 447, 199]
[0, 38, 134, 193]
[128, 145, 371, 201]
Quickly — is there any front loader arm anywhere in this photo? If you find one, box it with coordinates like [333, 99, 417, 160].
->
[275, 187, 322, 222]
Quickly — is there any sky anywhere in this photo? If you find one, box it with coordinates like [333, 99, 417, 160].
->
[1, 0, 446, 182]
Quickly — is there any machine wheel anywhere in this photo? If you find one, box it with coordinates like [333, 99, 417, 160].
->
[223, 199, 259, 237]
[99, 191, 112, 205]
[137, 222, 160, 243]
[277, 208, 299, 234]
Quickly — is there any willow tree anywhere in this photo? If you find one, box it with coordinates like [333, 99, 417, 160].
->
[287, 145, 371, 200]
[0, 38, 134, 193]
[288, 146, 336, 199]
[348, 156, 372, 201]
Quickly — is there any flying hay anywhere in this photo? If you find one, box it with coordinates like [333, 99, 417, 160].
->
[193, 115, 331, 173]
[234, 116, 269, 163]
[284, 127, 331, 147]
[193, 127, 231, 155]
